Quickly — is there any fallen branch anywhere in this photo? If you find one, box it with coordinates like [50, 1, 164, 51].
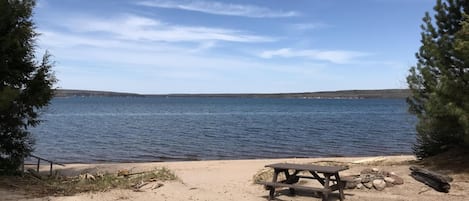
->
[409, 166, 452, 193]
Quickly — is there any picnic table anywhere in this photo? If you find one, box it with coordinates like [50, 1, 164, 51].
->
[259, 163, 348, 201]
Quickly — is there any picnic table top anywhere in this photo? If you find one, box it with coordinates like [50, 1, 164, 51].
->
[265, 163, 348, 174]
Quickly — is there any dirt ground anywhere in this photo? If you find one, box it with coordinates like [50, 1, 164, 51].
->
[1, 155, 468, 201]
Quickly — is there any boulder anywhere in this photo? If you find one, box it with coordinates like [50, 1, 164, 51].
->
[372, 168, 379, 172]
[384, 177, 395, 187]
[373, 179, 386, 191]
[390, 175, 404, 185]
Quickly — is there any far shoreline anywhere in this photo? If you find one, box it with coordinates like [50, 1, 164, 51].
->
[54, 88, 411, 99]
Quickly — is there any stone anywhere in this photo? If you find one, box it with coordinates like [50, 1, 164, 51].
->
[384, 177, 395, 184]
[356, 183, 364, 189]
[384, 177, 395, 187]
[343, 176, 359, 189]
[379, 170, 390, 177]
[354, 177, 363, 183]
[390, 175, 404, 185]
[363, 182, 373, 189]
[345, 181, 358, 189]
[373, 179, 386, 191]
[360, 168, 374, 175]
[360, 174, 374, 183]
[372, 168, 379, 172]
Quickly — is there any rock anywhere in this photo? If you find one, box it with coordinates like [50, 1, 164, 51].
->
[384, 177, 395, 183]
[373, 179, 386, 191]
[345, 181, 358, 189]
[356, 183, 364, 189]
[379, 170, 390, 177]
[363, 182, 373, 189]
[390, 175, 404, 185]
[354, 177, 363, 183]
[360, 168, 374, 175]
[360, 174, 375, 183]
[389, 172, 397, 176]
[343, 176, 361, 189]
[384, 177, 395, 187]
[372, 168, 379, 172]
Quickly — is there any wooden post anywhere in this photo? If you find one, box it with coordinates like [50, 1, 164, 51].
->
[335, 173, 345, 201]
[36, 158, 40, 172]
[269, 169, 280, 200]
[50, 162, 53, 176]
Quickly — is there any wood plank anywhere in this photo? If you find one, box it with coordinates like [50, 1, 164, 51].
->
[266, 163, 348, 173]
[259, 181, 332, 193]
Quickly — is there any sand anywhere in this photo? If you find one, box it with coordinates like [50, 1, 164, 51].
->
[2, 155, 469, 201]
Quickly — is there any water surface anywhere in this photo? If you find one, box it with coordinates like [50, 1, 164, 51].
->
[31, 97, 417, 163]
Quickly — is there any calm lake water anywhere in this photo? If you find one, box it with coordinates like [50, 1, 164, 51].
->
[31, 97, 417, 163]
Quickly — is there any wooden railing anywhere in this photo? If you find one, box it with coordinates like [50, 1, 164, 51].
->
[23, 154, 65, 176]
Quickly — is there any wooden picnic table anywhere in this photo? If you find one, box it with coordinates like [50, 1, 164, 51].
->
[260, 163, 348, 201]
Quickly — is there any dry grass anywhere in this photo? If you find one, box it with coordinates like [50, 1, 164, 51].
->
[0, 167, 178, 198]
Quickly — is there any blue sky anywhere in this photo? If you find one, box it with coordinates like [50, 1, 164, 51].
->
[35, 0, 434, 94]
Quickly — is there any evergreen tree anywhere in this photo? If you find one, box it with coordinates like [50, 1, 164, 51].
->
[0, 0, 56, 173]
[407, 0, 469, 158]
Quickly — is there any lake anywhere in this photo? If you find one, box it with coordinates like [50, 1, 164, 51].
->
[31, 97, 417, 163]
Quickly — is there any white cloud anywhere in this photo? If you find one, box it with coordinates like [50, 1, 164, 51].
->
[260, 48, 369, 64]
[292, 23, 327, 30]
[60, 15, 273, 43]
[137, 0, 299, 18]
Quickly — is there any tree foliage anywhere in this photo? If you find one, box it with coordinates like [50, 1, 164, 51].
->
[407, 0, 469, 158]
[0, 0, 56, 173]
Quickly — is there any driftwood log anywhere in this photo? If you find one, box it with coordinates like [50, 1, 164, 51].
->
[409, 166, 453, 193]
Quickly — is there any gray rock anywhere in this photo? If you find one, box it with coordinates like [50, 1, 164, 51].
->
[384, 177, 395, 187]
[360, 174, 374, 183]
[390, 175, 404, 185]
[373, 179, 386, 191]
[384, 177, 395, 183]
[372, 168, 379, 172]
[363, 182, 373, 189]
[342, 176, 360, 189]
[360, 168, 374, 175]
[356, 183, 364, 189]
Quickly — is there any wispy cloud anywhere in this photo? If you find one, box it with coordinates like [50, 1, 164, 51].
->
[260, 48, 369, 64]
[137, 0, 299, 18]
[60, 15, 273, 43]
[292, 23, 327, 30]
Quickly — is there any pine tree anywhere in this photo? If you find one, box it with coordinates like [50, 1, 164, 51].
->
[0, 0, 56, 174]
[407, 0, 469, 158]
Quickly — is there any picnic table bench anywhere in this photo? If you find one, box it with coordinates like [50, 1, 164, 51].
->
[259, 163, 348, 201]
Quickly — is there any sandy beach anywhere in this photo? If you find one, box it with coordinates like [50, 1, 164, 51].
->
[2, 155, 468, 201]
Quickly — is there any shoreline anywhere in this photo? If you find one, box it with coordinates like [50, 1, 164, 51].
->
[12, 155, 469, 201]
[26, 152, 416, 165]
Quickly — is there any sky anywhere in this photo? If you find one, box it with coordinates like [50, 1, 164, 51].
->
[34, 0, 435, 94]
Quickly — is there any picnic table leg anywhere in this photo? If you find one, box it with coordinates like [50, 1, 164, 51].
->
[283, 170, 296, 195]
[269, 169, 281, 200]
[322, 173, 331, 201]
[335, 173, 345, 201]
